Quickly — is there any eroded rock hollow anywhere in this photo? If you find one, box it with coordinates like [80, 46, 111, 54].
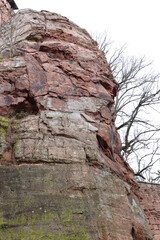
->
[0, 5, 153, 240]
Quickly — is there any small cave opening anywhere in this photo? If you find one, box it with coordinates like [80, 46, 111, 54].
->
[100, 80, 111, 91]
[96, 134, 108, 152]
[39, 45, 73, 61]
[13, 95, 39, 119]
[131, 226, 136, 239]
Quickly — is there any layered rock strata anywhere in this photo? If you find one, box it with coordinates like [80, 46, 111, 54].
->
[0, 9, 152, 240]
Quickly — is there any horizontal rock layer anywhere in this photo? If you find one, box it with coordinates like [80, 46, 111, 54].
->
[0, 9, 152, 239]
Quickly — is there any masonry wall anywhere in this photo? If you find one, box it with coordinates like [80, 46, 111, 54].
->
[139, 182, 160, 240]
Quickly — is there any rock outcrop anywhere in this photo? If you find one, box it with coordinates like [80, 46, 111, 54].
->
[0, 5, 153, 240]
[0, 8, 135, 185]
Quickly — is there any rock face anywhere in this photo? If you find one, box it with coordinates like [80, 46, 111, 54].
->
[0, 8, 153, 240]
[0, 9, 134, 185]
[139, 183, 160, 240]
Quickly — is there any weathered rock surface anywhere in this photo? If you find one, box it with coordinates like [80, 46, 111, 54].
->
[0, 165, 152, 240]
[0, 9, 134, 184]
[139, 182, 160, 240]
[0, 0, 13, 26]
[0, 8, 153, 240]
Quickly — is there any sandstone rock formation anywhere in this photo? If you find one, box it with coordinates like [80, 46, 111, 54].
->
[0, 5, 153, 240]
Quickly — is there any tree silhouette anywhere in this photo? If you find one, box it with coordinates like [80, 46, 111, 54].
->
[97, 33, 160, 182]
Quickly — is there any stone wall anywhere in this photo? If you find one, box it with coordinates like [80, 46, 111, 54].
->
[139, 182, 160, 240]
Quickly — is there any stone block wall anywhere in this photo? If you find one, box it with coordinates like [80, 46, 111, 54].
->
[139, 182, 160, 240]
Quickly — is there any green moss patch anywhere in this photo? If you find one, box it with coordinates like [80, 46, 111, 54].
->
[0, 200, 91, 240]
[0, 116, 10, 137]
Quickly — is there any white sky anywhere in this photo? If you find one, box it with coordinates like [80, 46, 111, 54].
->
[15, 0, 160, 71]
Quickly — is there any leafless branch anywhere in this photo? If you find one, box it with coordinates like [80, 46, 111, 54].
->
[96, 33, 160, 182]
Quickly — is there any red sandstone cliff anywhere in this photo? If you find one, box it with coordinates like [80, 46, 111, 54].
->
[0, 2, 155, 240]
[0, 8, 135, 187]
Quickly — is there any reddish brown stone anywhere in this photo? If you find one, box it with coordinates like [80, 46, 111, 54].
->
[25, 54, 48, 97]
[139, 182, 160, 240]
[0, 0, 12, 26]
[1, 148, 12, 164]
[0, 8, 154, 240]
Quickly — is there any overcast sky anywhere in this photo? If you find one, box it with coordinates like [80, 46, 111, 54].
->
[15, 0, 160, 71]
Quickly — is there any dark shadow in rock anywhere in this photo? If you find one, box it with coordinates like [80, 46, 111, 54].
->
[13, 95, 39, 119]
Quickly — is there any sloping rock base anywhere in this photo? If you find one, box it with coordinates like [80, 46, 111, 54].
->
[0, 165, 151, 240]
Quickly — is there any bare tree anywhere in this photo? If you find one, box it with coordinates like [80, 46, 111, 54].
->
[96, 33, 160, 182]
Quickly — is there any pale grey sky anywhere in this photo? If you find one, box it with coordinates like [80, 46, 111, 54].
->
[15, 0, 160, 70]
